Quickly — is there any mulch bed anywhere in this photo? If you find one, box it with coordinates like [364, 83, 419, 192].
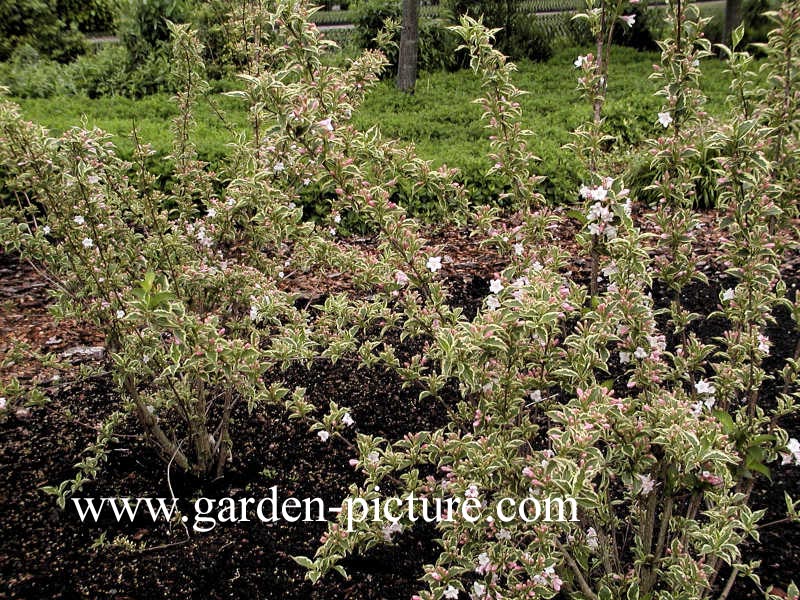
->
[1, 210, 799, 599]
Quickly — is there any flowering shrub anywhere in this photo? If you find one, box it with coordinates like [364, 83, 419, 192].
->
[293, 4, 800, 600]
[0, 2, 383, 492]
[1, 0, 799, 598]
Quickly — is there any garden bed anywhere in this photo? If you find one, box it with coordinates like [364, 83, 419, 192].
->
[2, 210, 799, 599]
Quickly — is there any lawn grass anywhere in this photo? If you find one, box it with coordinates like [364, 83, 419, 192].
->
[9, 45, 735, 203]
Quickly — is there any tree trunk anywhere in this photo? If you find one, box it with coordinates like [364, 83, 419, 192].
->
[397, 0, 419, 93]
[724, 0, 743, 47]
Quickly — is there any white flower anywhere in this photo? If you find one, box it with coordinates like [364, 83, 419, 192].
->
[42, 225, 51, 235]
[634, 347, 648, 360]
[475, 552, 491, 574]
[489, 278, 504, 294]
[586, 527, 599, 550]
[342, 412, 354, 427]
[695, 379, 716, 396]
[619, 351, 631, 364]
[620, 14, 636, 27]
[302, 177, 311, 186]
[623, 198, 632, 215]
[587, 201, 611, 222]
[250, 304, 259, 322]
[496, 529, 511, 541]
[207, 208, 216, 218]
[382, 521, 403, 541]
[333, 213, 341, 223]
[529, 390, 542, 403]
[780, 438, 800, 466]
[317, 430, 330, 442]
[426, 256, 442, 273]
[722, 288, 735, 302]
[116, 309, 125, 319]
[73, 215, 85, 225]
[443, 586, 460, 599]
[273, 161, 285, 173]
[588, 223, 601, 236]
[692, 58, 700, 67]
[82, 237, 94, 248]
[471, 582, 487, 599]
[329, 227, 337, 236]
[583, 187, 609, 204]
[658, 111, 673, 128]
[317, 118, 334, 131]
[648, 335, 665, 350]
[367, 451, 380, 464]
[513, 242, 524, 256]
[196, 227, 212, 247]
[0, 397, 6, 411]
[465, 484, 480, 499]
[486, 295, 501, 310]
[758, 334, 770, 354]
[637, 473, 655, 495]
[574, 55, 588, 68]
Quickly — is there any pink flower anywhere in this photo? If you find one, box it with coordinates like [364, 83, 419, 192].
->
[637, 473, 655, 495]
[475, 552, 492, 575]
[317, 118, 334, 131]
[620, 14, 636, 27]
[700, 470, 723, 486]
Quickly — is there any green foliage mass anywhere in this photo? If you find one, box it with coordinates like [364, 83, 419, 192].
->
[0, 0, 87, 63]
[7, 46, 735, 210]
[0, 0, 118, 63]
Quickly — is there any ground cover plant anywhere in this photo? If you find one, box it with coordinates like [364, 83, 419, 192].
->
[1, 0, 800, 599]
[4, 46, 735, 209]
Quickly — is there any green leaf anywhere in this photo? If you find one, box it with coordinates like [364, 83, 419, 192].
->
[732, 24, 745, 50]
[292, 555, 314, 569]
[712, 409, 734, 433]
[627, 581, 640, 600]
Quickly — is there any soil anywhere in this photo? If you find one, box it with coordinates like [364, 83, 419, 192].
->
[1, 211, 799, 600]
